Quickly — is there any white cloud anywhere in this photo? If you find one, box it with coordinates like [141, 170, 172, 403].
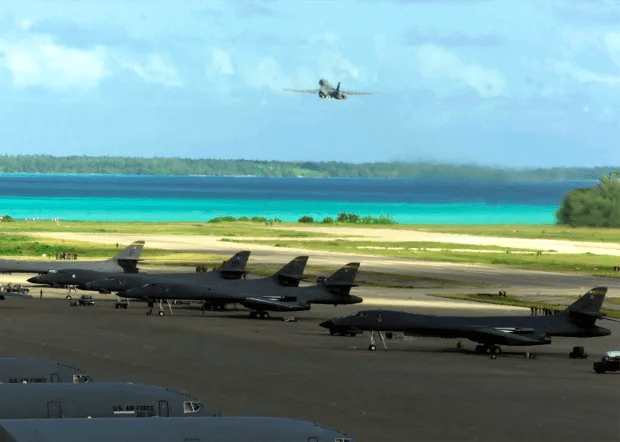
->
[551, 60, 620, 86]
[317, 50, 364, 83]
[119, 54, 182, 87]
[413, 45, 507, 97]
[0, 36, 108, 91]
[210, 48, 235, 75]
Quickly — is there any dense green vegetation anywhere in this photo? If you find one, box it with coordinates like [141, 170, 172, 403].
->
[0, 155, 618, 179]
[556, 173, 620, 227]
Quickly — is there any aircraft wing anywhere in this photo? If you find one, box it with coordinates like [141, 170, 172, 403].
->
[241, 297, 310, 312]
[466, 326, 551, 346]
[282, 88, 319, 94]
[342, 90, 375, 95]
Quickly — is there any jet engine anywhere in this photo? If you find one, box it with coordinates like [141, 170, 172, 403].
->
[336, 94, 347, 100]
[319, 91, 328, 99]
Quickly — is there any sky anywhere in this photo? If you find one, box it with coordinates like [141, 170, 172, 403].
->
[1, 0, 620, 168]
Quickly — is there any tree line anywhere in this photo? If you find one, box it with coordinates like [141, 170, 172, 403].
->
[0, 155, 618, 180]
[556, 173, 620, 227]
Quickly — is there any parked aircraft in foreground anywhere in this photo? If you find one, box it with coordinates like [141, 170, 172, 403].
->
[284, 78, 376, 100]
[0, 382, 212, 418]
[323, 287, 615, 354]
[0, 241, 144, 274]
[0, 358, 92, 384]
[0, 417, 354, 442]
[117, 261, 363, 318]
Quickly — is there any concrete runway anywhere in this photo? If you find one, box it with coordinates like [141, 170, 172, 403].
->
[1, 292, 619, 442]
[1, 233, 620, 441]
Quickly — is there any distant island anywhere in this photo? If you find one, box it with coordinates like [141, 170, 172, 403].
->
[0, 155, 617, 180]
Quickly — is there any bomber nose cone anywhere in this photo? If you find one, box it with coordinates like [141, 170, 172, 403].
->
[319, 319, 334, 329]
[349, 295, 363, 304]
[27, 276, 41, 283]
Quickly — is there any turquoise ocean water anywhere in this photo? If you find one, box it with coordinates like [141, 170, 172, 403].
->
[0, 174, 592, 224]
[0, 196, 558, 224]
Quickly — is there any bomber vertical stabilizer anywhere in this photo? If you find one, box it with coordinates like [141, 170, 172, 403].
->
[113, 241, 145, 273]
[215, 251, 250, 280]
[324, 262, 360, 295]
[273, 256, 308, 287]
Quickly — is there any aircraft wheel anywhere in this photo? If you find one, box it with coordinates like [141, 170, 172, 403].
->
[492, 346, 501, 355]
[385, 332, 393, 339]
[368, 344, 377, 351]
[66, 295, 72, 300]
[146, 311, 151, 316]
[457, 341, 464, 349]
[158, 311, 164, 316]
[123, 304, 128, 309]
[250, 311, 258, 319]
[115, 304, 120, 309]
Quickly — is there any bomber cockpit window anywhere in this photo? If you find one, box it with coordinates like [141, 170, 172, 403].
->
[73, 374, 91, 383]
[183, 401, 201, 413]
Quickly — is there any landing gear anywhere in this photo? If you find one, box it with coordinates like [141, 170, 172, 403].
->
[249, 311, 269, 320]
[475, 344, 501, 355]
[115, 302, 128, 309]
[66, 295, 72, 300]
[367, 331, 387, 351]
[456, 341, 464, 349]
[146, 300, 173, 316]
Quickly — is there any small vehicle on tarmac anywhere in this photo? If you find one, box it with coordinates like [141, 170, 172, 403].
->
[593, 351, 620, 374]
[70, 295, 95, 307]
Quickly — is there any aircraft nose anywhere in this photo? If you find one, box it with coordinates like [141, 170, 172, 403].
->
[27, 276, 41, 283]
[319, 319, 334, 329]
[348, 295, 363, 304]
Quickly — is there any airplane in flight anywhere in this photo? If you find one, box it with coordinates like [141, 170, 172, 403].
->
[117, 261, 363, 318]
[0, 382, 212, 418]
[322, 287, 616, 355]
[284, 78, 376, 100]
[0, 417, 355, 442]
[0, 241, 145, 274]
[0, 357, 93, 384]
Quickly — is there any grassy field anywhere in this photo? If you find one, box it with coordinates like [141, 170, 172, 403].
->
[0, 220, 330, 238]
[2, 220, 620, 278]
[221, 237, 620, 278]
[0, 234, 221, 263]
[429, 293, 620, 319]
[3, 220, 620, 242]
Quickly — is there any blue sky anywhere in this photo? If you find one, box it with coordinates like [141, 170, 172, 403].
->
[1, 0, 620, 168]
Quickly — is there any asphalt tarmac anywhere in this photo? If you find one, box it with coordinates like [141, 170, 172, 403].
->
[1, 289, 619, 442]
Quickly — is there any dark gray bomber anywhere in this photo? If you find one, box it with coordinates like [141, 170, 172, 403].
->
[324, 287, 616, 355]
[0, 417, 354, 442]
[0, 241, 144, 274]
[118, 261, 363, 318]
[0, 382, 212, 418]
[0, 358, 92, 384]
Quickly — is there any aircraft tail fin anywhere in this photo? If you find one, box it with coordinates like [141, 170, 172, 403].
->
[215, 251, 250, 279]
[565, 287, 607, 324]
[324, 262, 359, 295]
[113, 241, 145, 272]
[336, 81, 341, 93]
[273, 256, 308, 287]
